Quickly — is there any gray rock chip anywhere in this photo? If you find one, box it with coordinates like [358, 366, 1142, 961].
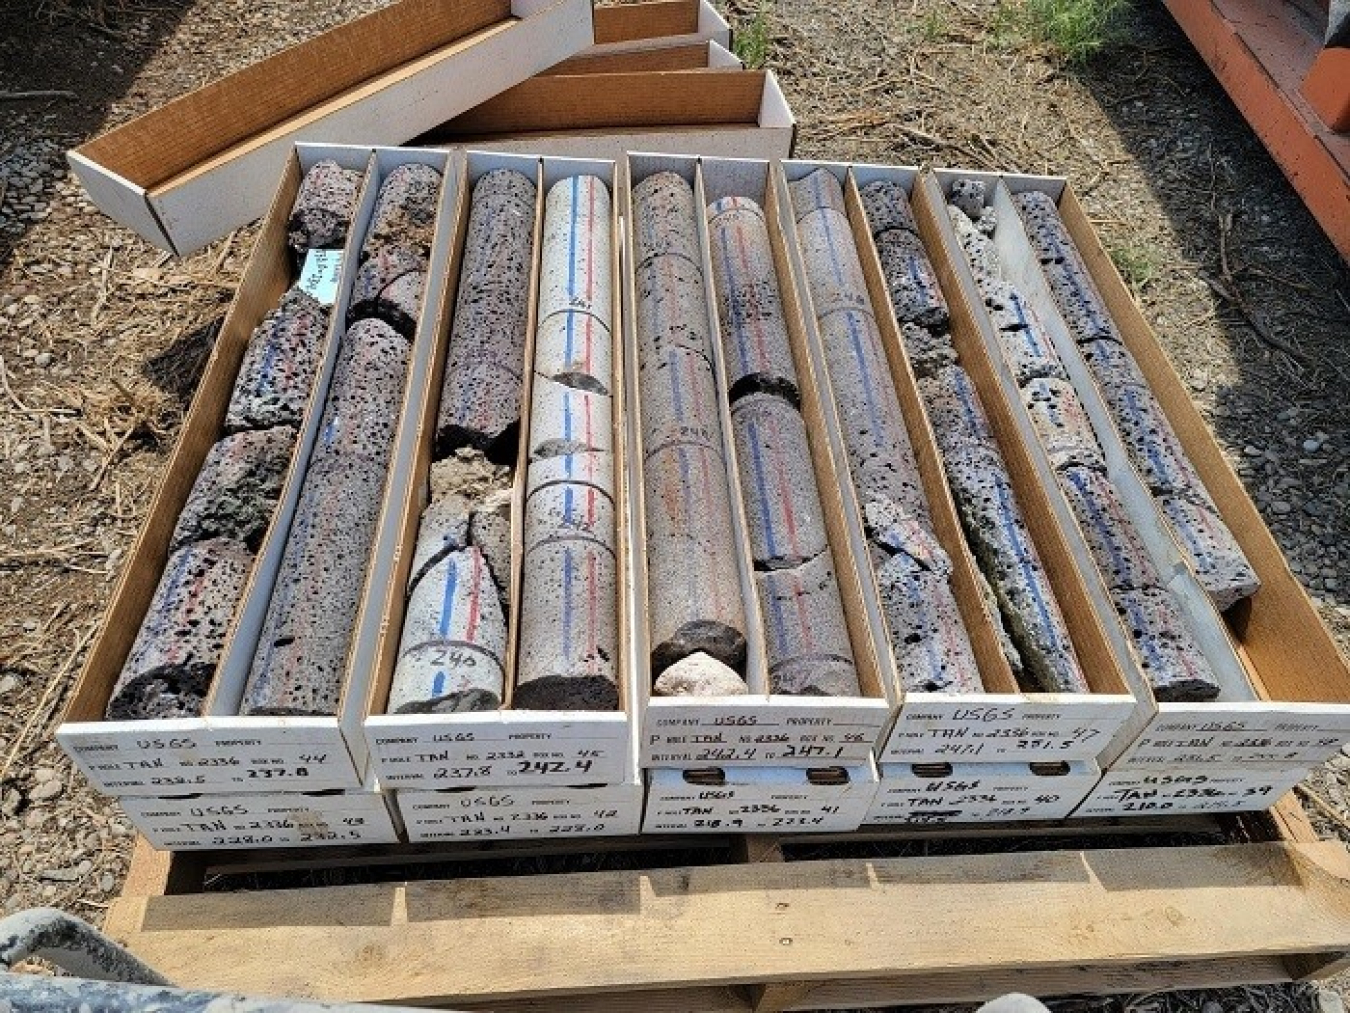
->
[948, 178, 986, 221]
[314, 318, 410, 467]
[632, 171, 701, 269]
[862, 496, 950, 576]
[731, 393, 829, 570]
[241, 455, 386, 716]
[360, 162, 442, 262]
[876, 548, 982, 694]
[1158, 494, 1260, 611]
[106, 538, 254, 720]
[1113, 586, 1221, 701]
[755, 551, 861, 696]
[874, 228, 949, 329]
[857, 178, 919, 238]
[947, 203, 1002, 280]
[170, 425, 295, 552]
[1058, 465, 1160, 593]
[786, 167, 847, 221]
[288, 159, 363, 257]
[347, 245, 426, 339]
[225, 287, 329, 432]
[653, 651, 748, 697]
[1021, 375, 1105, 473]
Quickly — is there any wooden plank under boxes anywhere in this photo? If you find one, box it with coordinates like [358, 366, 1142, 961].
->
[68, 0, 593, 255]
[627, 153, 894, 768]
[777, 159, 1137, 765]
[57, 144, 459, 796]
[919, 168, 1350, 781]
[363, 151, 637, 790]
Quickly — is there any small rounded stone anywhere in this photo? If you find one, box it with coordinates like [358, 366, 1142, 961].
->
[653, 652, 748, 697]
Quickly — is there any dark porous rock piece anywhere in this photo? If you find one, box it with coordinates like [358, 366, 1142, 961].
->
[632, 171, 702, 269]
[1114, 586, 1221, 701]
[786, 167, 846, 221]
[436, 358, 524, 463]
[857, 178, 919, 238]
[875, 548, 982, 695]
[171, 425, 295, 553]
[288, 159, 363, 257]
[106, 538, 254, 720]
[241, 455, 386, 716]
[314, 318, 410, 467]
[755, 551, 860, 697]
[1058, 465, 1160, 593]
[225, 287, 329, 432]
[948, 178, 986, 221]
[897, 322, 958, 378]
[731, 393, 829, 571]
[347, 245, 426, 339]
[1158, 494, 1261, 612]
[514, 536, 619, 710]
[361, 162, 442, 262]
[874, 229, 949, 330]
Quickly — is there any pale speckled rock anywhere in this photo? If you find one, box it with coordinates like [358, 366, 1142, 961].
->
[470, 488, 514, 608]
[862, 496, 950, 576]
[360, 162, 442, 262]
[1058, 465, 1160, 593]
[288, 160, 363, 257]
[1113, 586, 1221, 701]
[313, 318, 409, 467]
[390, 546, 506, 713]
[241, 455, 386, 715]
[225, 287, 329, 433]
[523, 480, 615, 554]
[106, 538, 253, 720]
[1158, 494, 1260, 611]
[786, 167, 846, 221]
[528, 375, 612, 460]
[755, 551, 861, 696]
[857, 178, 919, 238]
[706, 196, 799, 404]
[643, 441, 746, 675]
[632, 171, 702, 269]
[170, 425, 295, 553]
[794, 206, 873, 319]
[653, 651, 748, 697]
[515, 537, 619, 710]
[948, 178, 986, 221]
[876, 549, 982, 695]
[634, 252, 716, 367]
[918, 365, 996, 459]
[1021, 375, 1105, 473]
[873, 229, 949, 329]
[534, 309, 611, 395]
[639, 344, 724, 457]
[944, 445, 1088, 694]
[435, 358, 524, 463]
[347, 245, 425, 339]
[989, 298, 1069, 386]
[406, 496, 471, 595]
[898, 321, 958, 378]
[976, 205, 998, 237]
[731, 393, 829, 570]
[538, 174, 613, 327]
[946, 203, 1002, 280]
[527, 450, 614, 499]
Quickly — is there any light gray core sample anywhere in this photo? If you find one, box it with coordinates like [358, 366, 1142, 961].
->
[875, 548, 983, 695]
[527, 449, 614, 499]
[170, 424, 295, 553]
[917, 363, 996, 458]
[643, 440, 747, 676]
[632, 171, 702, 269]
[1058, 465, 1161, 594]
[638, 344, 724, 456]
[706, 195, 800, 405]
[897, 321, 958, 379]
[388, 546, 506, 714]
[634, 253, 717, 369]
[794, 206, 873, 319]
[755, 550, 861, 697]
[862, 496, 950, 574]
[347, 244, 425, 340]
[225, 286, 329, 433]
[288, 159, 363, 257]
[1021, 375, 1106, 474]
[1158, 494, 1261, 612]
[523, 481, 615, 554]
[537, 174, 613, 327]
[313, 318, 410, 468]
[241, 455, 386, 716]
[105, 537, 254, 721]
[941, 442, 1089, 694]
[360, 162, 442, 262]
[874, 228, 949, 330]
[730, 392, 829, 571]
[815, 308, 928, 522]
[786, 168, 847, 221]
[436, 168, 536, 462]
[1113, 586, 1221, 701]
[514, 534, 620, 710]
[406, 495, 471, 596]
[653, 651, 749, 697]
[857, 178, 919, 238]
[988, 295, 1070, 386]
[527, 375, 612, 460]
[470, 489, 514, 608]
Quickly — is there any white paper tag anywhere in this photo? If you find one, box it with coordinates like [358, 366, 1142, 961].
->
[298, 249, 344, 306]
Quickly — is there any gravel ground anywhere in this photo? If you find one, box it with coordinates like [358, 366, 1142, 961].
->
[1, 0, 1348, 1006]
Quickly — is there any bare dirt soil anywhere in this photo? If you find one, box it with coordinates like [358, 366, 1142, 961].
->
[1, 0, 1348, 1007]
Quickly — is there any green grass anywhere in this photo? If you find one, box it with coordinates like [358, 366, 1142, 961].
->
[917, 8, 950, 43]
[1107, 239, 1160, 293]
[733, 5, 772, 70]
[1016, 0, 1130, 63]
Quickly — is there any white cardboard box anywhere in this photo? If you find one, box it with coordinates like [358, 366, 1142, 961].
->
[363, 152, 636, 790]
[1073, 766, 1307, 817]
[627, 153, 894, 767]
[866, 759, 1101, 825]
[68, 0, 592, 255]
[121, 781, 400, 850]
[585, 0, 730, 52]
[59, 145, 459, 796]
[643, 760, 880, 834]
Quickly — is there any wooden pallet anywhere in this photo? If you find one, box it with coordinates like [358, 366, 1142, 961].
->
[101, 794, 1350, 1010]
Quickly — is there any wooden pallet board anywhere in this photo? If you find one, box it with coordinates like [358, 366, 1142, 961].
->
[102, 797, 1350, 1010]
